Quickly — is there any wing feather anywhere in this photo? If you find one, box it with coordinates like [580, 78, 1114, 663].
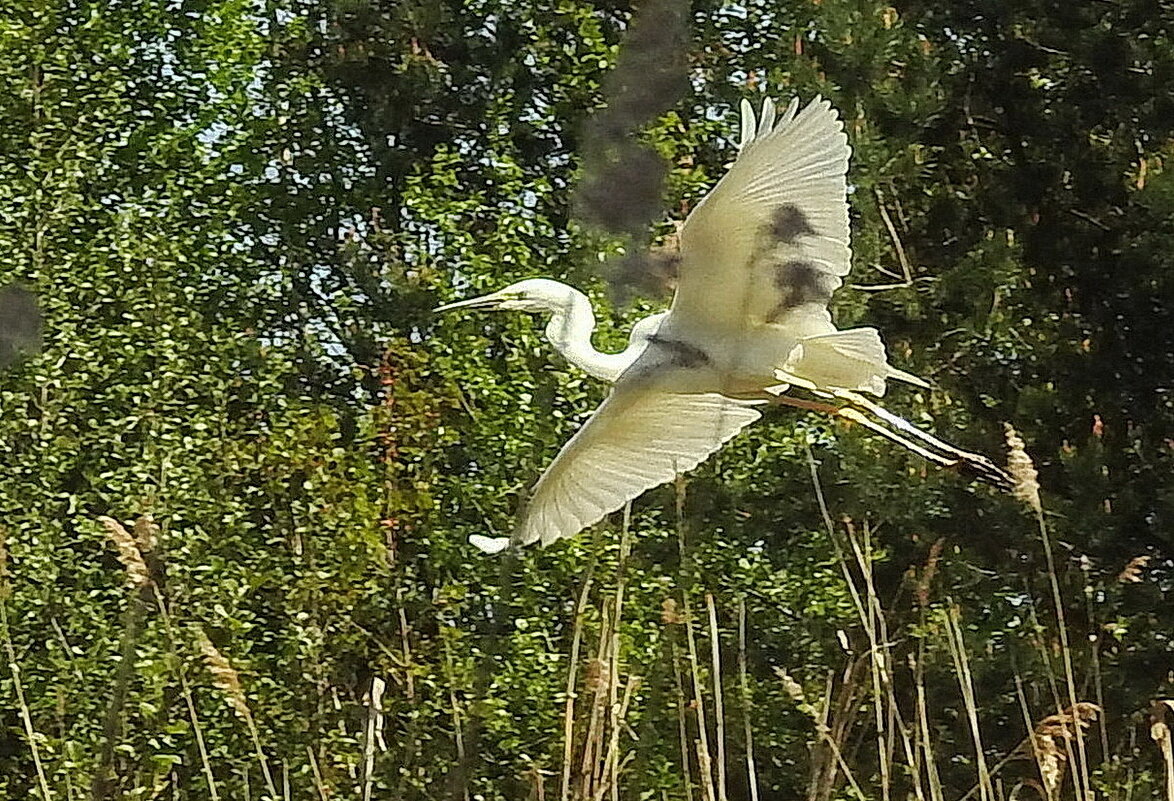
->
[513, 387, 762, 546]
[673, 96, 852, 334]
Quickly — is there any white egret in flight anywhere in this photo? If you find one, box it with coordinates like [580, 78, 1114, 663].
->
[437, 96, 1011, 553]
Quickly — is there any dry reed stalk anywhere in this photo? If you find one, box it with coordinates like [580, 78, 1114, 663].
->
[441, 636, 470, 801]
[574, 518, 636, 801]
[1012, 673, 1049, 799]
[706, 593, 728, 801]
[1125, 724, 1138, 801]
[874, 186, 914, 284]
[670, 638, 696, 801]
[855, 522, 925, 801]
[912, 543, 945, 799]
[808, 671, 834, 801]
[579, 597, 614, 797]
[804, 445, 868, 801]
[306, 744, 330, 801]
[684, 597, 716, 798]
[842, 520, 892, 801]
[774, 667, 806, 705]
[0, 601, 53, 801]
[673, 473, 705, 801]
[52, 687, 73, 801]
[808, 448, 924, 801]
[1006, 425, 1093, 801]
[1079, 566, 1111, 761]
[593, 674, 641, 801]
[808, 679, 867, 801]
[396, 594, 415, 701]
[525, 759, 549, 800]
[93, 515, 155, 800]
[395, 585, 422, 783]
[197, 630, 278, 799]
[911, 649, 945, 801]
[778, 664, 866, 801]
[1022, 596, 1086, 801]
[941, 605, 994, 801]
[607, 512, 632, 801]
[361, 676, 387, 801]
[0, 526, 9, 597]
[153, 594, 219, 801]
[1151, 700, 1174, 801]
[696, 740, 718, 801]
[561, 559, 597, 801]
[737, 598, 759, 801]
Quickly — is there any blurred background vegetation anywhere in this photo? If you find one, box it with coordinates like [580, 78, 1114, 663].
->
[1, 0, 1172, 798]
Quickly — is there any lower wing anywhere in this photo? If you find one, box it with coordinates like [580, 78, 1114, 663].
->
[511, 386, 762, 547]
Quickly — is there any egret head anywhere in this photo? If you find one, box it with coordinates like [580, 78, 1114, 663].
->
[434, 278, 574, 315]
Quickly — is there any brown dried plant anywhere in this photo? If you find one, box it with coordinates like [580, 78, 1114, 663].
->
[196, 630, 252, 721]
[1117, 555, 1152, 584]
[1004, 424, 1042, 513]
[1151, 700, 1174, 801]
[99, 515, 150, 589]
[132, 513, 159, 553]
[661, 597, 685, 625]
[1025, 703, 1102, 800]
[196, 629, 279, 798]
[916, 538, 945, 608]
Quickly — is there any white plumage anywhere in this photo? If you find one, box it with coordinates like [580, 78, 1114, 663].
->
[436, 96, 1008, 551]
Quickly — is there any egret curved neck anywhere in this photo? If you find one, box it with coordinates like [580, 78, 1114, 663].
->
[544, 289, 633, 382]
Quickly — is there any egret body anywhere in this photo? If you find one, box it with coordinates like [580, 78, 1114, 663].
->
[436, 97, 1010, 552]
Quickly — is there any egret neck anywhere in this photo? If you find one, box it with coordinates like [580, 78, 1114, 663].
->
[543, 286, 636, 383]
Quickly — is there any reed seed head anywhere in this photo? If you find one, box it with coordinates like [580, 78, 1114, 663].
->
[197, 630, 252, 721]
[133, 514, 159, 553]
[1003, 424, 1042, 513]
[660, 598, 684, 625]
[99, 516, 150, 589]
[1027, 703, 1100, 799]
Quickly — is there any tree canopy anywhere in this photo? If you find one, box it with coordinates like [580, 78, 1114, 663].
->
[1, 0, 1171, 799]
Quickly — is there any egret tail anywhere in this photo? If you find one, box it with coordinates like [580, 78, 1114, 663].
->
[779, 327, 928, 398]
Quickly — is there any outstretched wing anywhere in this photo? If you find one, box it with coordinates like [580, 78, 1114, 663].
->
[672, 97, 851, 334]
[512, 385, 761, 547]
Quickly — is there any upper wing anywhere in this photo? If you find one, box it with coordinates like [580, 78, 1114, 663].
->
[512, 385, 761, 547]
[672, 96, 851, 334]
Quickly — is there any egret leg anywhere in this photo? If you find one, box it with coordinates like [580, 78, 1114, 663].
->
[766, 395, 966, 470]
[768, 393, 1013, 490]
[833, 390, 1013, 490]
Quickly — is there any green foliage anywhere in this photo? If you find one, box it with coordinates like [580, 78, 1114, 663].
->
[0, 0, 1171, 799]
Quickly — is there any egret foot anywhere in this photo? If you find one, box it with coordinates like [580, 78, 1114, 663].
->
[834, 390, 1014, 491]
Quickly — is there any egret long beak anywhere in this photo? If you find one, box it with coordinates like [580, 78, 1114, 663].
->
[433, 291, 508, 313]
